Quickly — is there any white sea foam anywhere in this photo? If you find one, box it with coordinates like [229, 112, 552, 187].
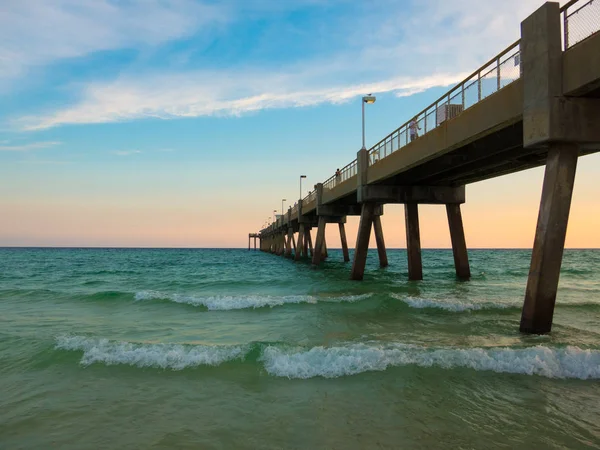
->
[55, 335, 248, 370]
[392, 294, 515, 312]
[260, 343, 600, 380]
[134, 291, 373, 310]
[134, 291, 316, 310]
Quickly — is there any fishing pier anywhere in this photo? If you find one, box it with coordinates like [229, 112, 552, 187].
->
[251, 1, 600, 334]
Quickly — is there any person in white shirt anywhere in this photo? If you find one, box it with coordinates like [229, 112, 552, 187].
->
[409, 118, 421, 142]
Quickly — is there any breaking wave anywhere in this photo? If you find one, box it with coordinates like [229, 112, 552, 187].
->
[134, 291, 372, 310]
[392, 294, 517, 312]
[56, 336, 600, 380]
[55, 335, 248, 370]
[261, 342, 600, 380]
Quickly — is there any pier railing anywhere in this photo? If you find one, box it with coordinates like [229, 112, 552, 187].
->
[323, 159, 358, 191]
[367, 40, 521, 166]
[563, 0, 599, 48]
[302, 190, 317, 205]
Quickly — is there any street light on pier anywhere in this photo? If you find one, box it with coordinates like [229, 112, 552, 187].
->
[299, 175, 306, 200]
[362, 94, 376, 150]
[281, 199, 286, 216]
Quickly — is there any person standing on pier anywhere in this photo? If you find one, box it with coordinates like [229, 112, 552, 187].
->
[409, 118, 421, 141]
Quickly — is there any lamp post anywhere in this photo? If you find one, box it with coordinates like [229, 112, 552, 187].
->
[299, 175, 306, 200]
[281, 199, 286, 216]
[362, 94, 376, 150]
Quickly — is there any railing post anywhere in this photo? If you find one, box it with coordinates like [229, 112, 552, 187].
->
[563, 11, 569, 50]
[497, 57, 501, 91]
[461, 83, 465, 109]
[478, 71, 482, 101]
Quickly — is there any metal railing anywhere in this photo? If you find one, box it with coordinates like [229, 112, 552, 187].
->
[302, 190, 317, 205]
[323, 159, 358, 191]
[368, 40, 521, 166]
[563, 0, 599, 48]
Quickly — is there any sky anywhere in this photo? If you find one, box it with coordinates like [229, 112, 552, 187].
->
[0, 0, 598, 248]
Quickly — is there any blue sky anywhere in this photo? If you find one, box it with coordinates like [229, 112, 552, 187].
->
[2, 0, 598, 248]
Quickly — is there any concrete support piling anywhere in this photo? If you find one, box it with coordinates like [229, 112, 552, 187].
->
[295, 225, 305, 260]
[307, 228, 314, 257]
[404, 203, 423, 280]
[446, 204, 470, 279]
[520, 143, 578, 334]
[338, 223, 350, 262]
[350, 203, 376, 280]
[373, 215, 388, 268]
[285, 228, 294, 257]
[312, 217, 327, 266]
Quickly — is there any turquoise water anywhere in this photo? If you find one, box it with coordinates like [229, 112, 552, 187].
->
[1, 248, 600, 449]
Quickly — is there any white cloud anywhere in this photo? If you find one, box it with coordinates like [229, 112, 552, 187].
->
[0, 0, 228, 82]
[7, 0, 561, 130]
[17, 71, 469, 130]
[112, 150, 142, 156]
[0, 141, 61, 151]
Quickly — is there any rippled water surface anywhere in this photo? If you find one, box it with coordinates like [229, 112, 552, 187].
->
[1, 248, 600, 449]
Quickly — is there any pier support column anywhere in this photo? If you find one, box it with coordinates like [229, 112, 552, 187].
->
[520, 143, 578, 334]
[278, 233, 285, 256]
[312, 217, 327, 266]
[322, 239, 328, 259]
[405, 203, 423, 280]
[285, 228, 293, 257]
[339, 223, 350, 262]
[373, 215, 388, 268]
[295, 225, 305, 260]
[350, 203, 376, 280]
[306, 227, 314, 258]
[446, 204, 470, 279]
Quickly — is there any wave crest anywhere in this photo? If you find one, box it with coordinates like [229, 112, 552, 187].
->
[392, 294, 516, 312]
[134, 291, 372, 310]
[56, 336, 600, 380]
[55, 335, 248, 370]
[260, 343, 600, 380]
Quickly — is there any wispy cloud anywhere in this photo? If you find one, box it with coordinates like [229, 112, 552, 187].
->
[17, 72, 468, 130]
[0, 0, 228, 84]
[6, 0, 552, 130]
[112, 150, 142, 156]
[16, 159, 72, 165]
[0, 141, 61, 151]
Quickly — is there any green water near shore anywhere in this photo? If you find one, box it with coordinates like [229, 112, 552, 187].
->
[1, 248, 599, 449]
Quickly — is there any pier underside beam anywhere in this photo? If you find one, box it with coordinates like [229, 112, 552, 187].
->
[350, 203, 376, 280]
[405, 203, 423, 280]
[339, 223, 350, 262]
[446, 204, 470, 280]
[373, 216, 388, 268]
[520, 143, 578, 334]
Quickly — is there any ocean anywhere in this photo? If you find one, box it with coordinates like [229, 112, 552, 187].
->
[1, 247, 599, 449]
